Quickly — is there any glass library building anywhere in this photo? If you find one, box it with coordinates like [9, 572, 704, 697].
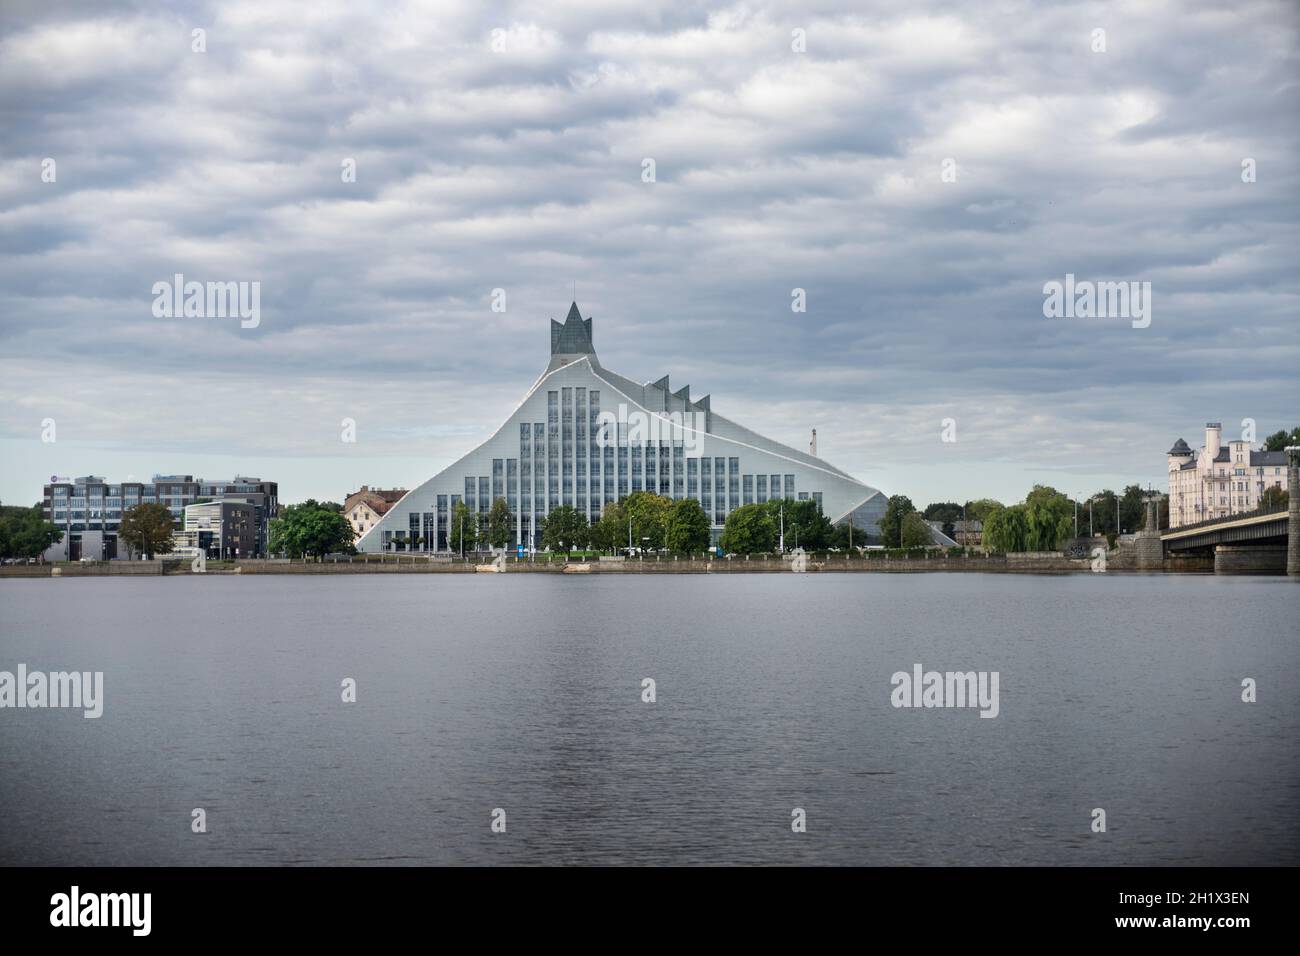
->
[356, 303, 887, 552]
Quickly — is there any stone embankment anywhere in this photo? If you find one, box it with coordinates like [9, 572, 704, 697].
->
[3, 550, 1217, 577]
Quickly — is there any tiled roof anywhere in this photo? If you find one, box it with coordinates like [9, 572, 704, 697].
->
[1252, 449, 1288, 466]
[345, 489, 407, 514]
[1178, 449, 1286, 469]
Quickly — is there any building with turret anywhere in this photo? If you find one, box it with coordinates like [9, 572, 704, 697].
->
[1166, 422, 1289, 527]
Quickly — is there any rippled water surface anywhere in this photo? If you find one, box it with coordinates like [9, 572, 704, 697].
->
[1, 573, 1296, 865]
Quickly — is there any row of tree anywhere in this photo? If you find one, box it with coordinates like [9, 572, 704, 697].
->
[450, 492, 719, 555]
[885, 485, 1125, 553]
[387, 492, 853, 556]
[918, 487, 1160, 546]
[564, 493, 850, 555]
[718, 498, 840, 554]
[917, 487, 1141, 552]
[907, 480, 1291, 556]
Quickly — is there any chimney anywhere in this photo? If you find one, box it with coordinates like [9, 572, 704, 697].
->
[810, 428, 818, 457]
[1205, 422, 1221, 460]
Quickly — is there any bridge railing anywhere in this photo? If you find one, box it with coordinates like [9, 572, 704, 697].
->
[1164, 504, 1288, 535]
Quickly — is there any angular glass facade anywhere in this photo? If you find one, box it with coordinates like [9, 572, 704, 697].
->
[356, 303, 886, 551]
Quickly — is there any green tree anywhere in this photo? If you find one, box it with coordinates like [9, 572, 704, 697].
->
[982, 503, 1028, 553]
[589, 499, 627, 553]
[763, 498, 834, 551]
[1023, 485, 1074, 550]
[117, 503, 176, 559]
[963, 498, 1003, 524]
[623, 491, 671, 550]
[486, 497, 514, 550]
[900, 511, 935, 548]
[1259, 485, 1289, 511]
[0, 505, 64, 561]
[541, 505, 589, 553]
[1263, 427, 1300, 452]
[1086, 490, 1118, 536]
[665, 498, 711, 553]
[1118, 485, 1144, 534]
[922, 502, 963, 525]
[720, 503, 777, 554]
[830, 521, 855, 550]
[878, 495, 915, 549]
[268, 500, 355, 559]
[448, 501, 478, 554]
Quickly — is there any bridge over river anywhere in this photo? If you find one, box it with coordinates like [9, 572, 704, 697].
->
[1160, 447, 1299, 575]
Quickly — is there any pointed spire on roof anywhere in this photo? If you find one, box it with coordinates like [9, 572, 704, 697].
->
[650, 374, 670, 391]
[550, 301, 596, 359]
[672, 384, 691, 404]
[695, 394, 710, 411]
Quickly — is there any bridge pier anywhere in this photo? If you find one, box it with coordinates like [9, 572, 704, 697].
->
[1288, 447, 1299, 578]
[1134, 498, 1164, 570]
[1215, 544, 1288, 575]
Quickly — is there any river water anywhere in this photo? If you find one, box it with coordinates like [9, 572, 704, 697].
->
[1, 572, 1296, 865]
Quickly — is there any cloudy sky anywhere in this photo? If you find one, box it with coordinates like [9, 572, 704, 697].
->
[1, 0, 1297, 509]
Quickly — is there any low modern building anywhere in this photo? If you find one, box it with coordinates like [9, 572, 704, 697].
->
[174, 500, 258, 559]
[343, 486, 407, 540]
[42, 474, 278, 560]
[926, 518, 981, 547]
[357, 302, 887, 552]
[1167, 422, 1289, 527]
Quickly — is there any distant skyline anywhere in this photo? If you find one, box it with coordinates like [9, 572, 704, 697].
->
[2, 0, 1297, 508]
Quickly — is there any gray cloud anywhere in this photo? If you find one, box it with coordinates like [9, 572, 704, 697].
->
[1, 0, 1297, 507]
